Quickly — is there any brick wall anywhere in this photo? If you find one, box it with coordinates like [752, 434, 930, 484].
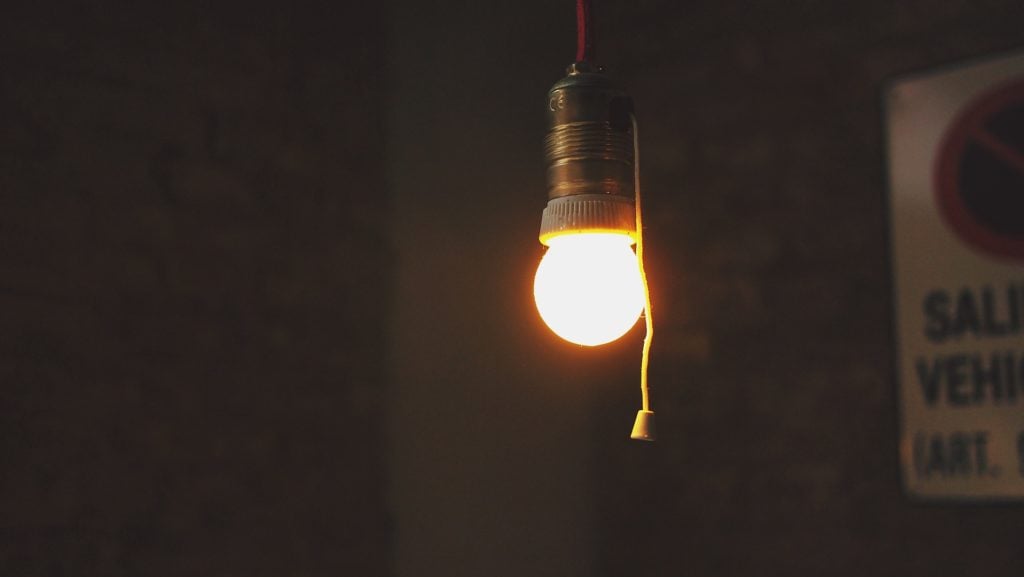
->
[591, 2, 1024, 576]
[388, 1, 1023, 576]
[0, 3, 390, 575]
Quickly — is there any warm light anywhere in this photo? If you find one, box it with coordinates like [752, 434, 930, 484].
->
[534, 232, 644, 346]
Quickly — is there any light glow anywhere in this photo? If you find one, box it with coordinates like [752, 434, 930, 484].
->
[533, 232, 644, 346]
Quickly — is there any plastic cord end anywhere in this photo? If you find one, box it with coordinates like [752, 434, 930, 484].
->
[630, 410, 656, 441]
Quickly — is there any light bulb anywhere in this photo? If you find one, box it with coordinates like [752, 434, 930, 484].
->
[534, 232, 644, 346]
[529, 20, 658, 439]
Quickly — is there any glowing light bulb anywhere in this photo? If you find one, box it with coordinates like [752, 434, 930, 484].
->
[534, 232, 644, 346]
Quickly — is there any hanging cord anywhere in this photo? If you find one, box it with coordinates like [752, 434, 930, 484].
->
[576, 0, 594, 62]
[632, 113, 653, 414]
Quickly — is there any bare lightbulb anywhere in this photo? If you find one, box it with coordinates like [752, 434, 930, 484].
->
[534, 232, 644, 346]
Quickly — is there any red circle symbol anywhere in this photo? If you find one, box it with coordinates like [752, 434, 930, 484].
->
[934, 77, 1024, 262]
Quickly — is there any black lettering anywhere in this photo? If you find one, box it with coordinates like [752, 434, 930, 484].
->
[915, 357, 942, 405]
[981, 286, 1009, 336]
[916, 351, 1024, 407]
[916, 431, 994, 479]
[1018, 431, 1024, 477]
[914, 433, 926, 478]
[927, 435, 946, 477]
[1007, 354, 1019, 403]
[949, 433, 972, 476]
[1016, 356, 1024, 403]
[924, 290, 951, 342]
[971, 353, 1004, 403]
[952, 289, 980, 338]
[946, 355, 969, 406]
[975, 432, 990, 476]
[1010, 284, 1022, 335]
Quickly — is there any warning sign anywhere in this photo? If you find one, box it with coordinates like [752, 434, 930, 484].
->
[886, 50, 1024, 500]
[935, 79, 1024, 261]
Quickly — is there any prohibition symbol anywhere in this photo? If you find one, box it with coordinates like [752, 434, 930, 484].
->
[935, 78, 1024, 261]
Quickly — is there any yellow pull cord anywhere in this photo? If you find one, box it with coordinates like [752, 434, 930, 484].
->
[632, 113, 653, 413]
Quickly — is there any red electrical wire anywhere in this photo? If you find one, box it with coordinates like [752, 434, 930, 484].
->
[576, 0, 594, 62]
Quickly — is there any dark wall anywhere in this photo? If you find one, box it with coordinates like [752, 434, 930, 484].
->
[386, 3, 599, 576]
[387, 1, 1024, 577]
[0, 3, 389, 575]
[5, 1, 1024, 576]
[594, 2, 1024, 576]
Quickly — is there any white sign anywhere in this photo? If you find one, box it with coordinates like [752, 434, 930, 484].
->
[886, 50, 1024, 500]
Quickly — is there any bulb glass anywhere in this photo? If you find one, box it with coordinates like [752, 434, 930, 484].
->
[533, 232, 644, 346]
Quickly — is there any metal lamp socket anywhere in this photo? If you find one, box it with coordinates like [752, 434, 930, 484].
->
[539, 62, 637, 245]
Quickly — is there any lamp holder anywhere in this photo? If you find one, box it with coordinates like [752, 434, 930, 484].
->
[539, 64, 637, 244]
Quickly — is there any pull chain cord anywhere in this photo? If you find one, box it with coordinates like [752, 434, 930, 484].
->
[631, 113, 657, 441]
